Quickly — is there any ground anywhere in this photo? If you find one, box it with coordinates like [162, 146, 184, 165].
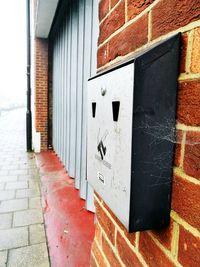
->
[0, 108, 49, 267]
[0, 108, 95, 267]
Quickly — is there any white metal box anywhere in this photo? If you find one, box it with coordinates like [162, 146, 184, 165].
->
[87, 63, 134, 229]
[87, 34, 180, 232]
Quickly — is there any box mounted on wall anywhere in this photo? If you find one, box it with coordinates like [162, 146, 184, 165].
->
[87, 34, 180, 232]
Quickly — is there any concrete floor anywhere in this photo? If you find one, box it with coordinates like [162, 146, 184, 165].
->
[35, 150, 95, 267]
[0, 108, 95, 267]
[0, 109, 49, 267]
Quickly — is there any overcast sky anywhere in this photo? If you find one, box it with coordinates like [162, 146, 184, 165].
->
[0, 0, 26, 106]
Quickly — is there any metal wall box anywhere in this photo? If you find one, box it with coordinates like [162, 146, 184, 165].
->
[87, 34, 180, 232]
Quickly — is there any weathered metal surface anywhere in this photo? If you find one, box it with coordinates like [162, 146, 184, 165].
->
[52, 0, 98, 212]
[87, 63, 135, 228]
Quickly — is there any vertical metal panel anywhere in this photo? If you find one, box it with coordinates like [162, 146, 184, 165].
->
[60, 26, 63, 162]
[90, 0, 99, 77]
[85, 0, 98, 211]
[52, 0, 98, 211]
[66, 2, 72, 170]
[60, 26, 63, 161]
[68, 0, 78, 178]
[59, 29, 63, 158]
[55, 34, 58, 153]
[57, 32, 61, 155]
[75, 0, 85, 189]
[63, 18, 68, 167]
[61, 24, 65, 163]
[59, 28, 63, 160]
[64, 13, 70, 168]
[79, 0, 93, 199]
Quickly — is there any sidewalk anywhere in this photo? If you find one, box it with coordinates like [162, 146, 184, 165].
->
[0, 108, 49, 267]
[35, 151, 95, 267]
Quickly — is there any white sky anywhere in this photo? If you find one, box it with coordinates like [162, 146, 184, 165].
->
[0, 0, 26, 106]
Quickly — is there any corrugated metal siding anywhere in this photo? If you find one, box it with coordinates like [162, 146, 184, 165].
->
[52, 0, 98, 212]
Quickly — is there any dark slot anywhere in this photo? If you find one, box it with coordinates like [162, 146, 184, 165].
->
[112, 101, 120, 121]
[92, 102, 96, 118]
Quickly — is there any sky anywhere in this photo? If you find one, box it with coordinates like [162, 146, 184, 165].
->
[0, 0, 27, 107]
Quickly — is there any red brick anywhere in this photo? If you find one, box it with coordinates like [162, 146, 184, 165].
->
[35, 38, 48, 151]
[90, 254, 98, 267]
[191, 27, 200, 73]
[172, 174, 200, 230]
[177, 80, 200, 126]
[95, 200, 115, 244]
[111, 0, 120, 8]
[99, 0, 109, 21]
[184, 132, 200, 180]
[117, 231, 143, 267]
[139, 232, 175, 267]
[102, 200, 136, 246]
[91, 241, 108, 267]
[127, 0, 155, 20]
[95, 223, 102, 245]
[151, 219, 174, 250]
[178, 226, 200, 267]
[180, 33, 188, 74]
[102, 235, 121, 267]
[99, 1, 125, 44]
[97, 43, 109, 68]
[174, 130, 183, 167]
[94, 192, 102, 202]
[152, 0, 200, 39]
[108, 14, 148, 61]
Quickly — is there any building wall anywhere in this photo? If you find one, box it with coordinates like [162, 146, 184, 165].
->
[91, 0, 200, 266]
[34, 38, 48, 151]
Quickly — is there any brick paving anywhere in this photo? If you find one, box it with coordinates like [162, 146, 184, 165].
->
[0, 108, 49, 267]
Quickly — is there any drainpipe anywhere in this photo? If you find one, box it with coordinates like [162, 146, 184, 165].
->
[26, 0, 32, 152]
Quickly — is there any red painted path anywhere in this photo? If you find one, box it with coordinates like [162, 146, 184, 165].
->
[36, 151, 95, 267]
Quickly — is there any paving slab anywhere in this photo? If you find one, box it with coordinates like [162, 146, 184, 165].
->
[29, 197, 42, 209]
[0, 198, 28, 213]
[8, 243, 49, 267]
[0, 176, 18, 182]
[0, 171, 9, 176]
[0, 250, 7, 267]
[29, 179, 40, 190]
[18, 164, 36, 170]
[13, 209, 43, 227]
[0, 213, 12, 230]
[16, 188, 40, 198]
[0, 227, 28, 250]
[30, 224, 46, 245]
[0, 183, 4, 190]
[28, 169, 39, 175]
[1, 165, 19, 170]
[5, 181, 28, 190]
[0, 190, 15, 201]
[8, 169, 28, 175]
[18, 174, 39, 181]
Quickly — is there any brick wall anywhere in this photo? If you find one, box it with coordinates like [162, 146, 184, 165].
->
[91, 0, 200, 266]
[34, 38, 48, 151]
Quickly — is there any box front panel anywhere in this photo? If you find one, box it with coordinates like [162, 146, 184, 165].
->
[87, 63, 134, 229]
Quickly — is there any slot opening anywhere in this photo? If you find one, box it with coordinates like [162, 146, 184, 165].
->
[92, 102, 96, 118]
[112, 101, 120, 121]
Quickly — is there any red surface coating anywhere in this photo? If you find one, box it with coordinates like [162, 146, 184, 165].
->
[36, 151, 95, 267]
